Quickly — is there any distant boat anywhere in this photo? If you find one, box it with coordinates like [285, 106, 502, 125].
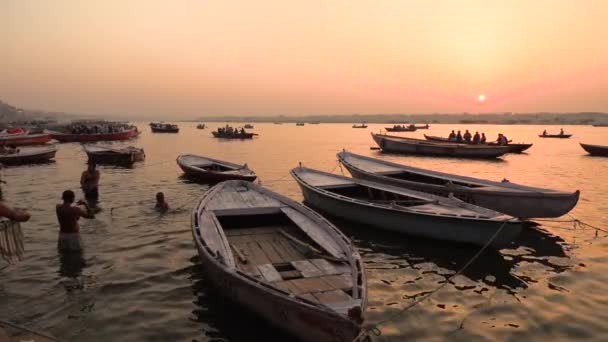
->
[177, 154, 257, 182]
[371, 133, 510, 158]
[337, 151, 580, 219]
[83, 145, 145, 165]
[0, 146, 57, 165]
[150, 122, 179, 133]
[291, 166, 523, 247]
[211, 129, 257, 139]
[580, 143, 608, 157]
[296, 122, 305, 126]
[196, 123, 206, 129]
[191, 180, 366, 341]
[0, 133, 52, 146]
[309, 121, 320, 124]
[423, 134, 533, 153]
[385, 125, 416, 132]
[244, 124, 254, 129]
[413, 124, 430, 129]
[538, 132, 571, 138]
[592, 124, 608, 127]
[352, 123, 368, 129]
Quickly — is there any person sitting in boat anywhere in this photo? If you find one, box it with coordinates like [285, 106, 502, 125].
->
[448, 130, 456, 141]
[240, 128, 246, 135]
[473, 131, 481, 144]
[155, 192, 169, 213]
[543, 129, 547, 136]
[56, 190, 95, 252]
[497, 133, 508, 145]
[560, 128, 564, 135]
[456, 130, 463, 142]
[80, 162, 100, 203]
[480, 133, 487, 143]
[0, 201, 30, 222]
[463, 130, 472, 142]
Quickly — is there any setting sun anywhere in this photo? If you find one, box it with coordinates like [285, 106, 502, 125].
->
[478, 94, 486, 102]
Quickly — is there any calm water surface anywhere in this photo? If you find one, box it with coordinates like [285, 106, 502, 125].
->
[1, 123, 607, 341]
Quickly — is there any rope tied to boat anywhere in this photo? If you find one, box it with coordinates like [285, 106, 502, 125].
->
[353, 219, 511, 341]
[533, 215, 608, 237]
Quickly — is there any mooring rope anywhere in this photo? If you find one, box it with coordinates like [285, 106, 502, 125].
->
[354, 219, 510, 341]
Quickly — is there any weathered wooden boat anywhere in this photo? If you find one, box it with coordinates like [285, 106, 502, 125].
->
[423, 134, 533, 153]
[291, 166, 523, 247]
[372, 133, 510, 158]
[337, 151, 580, 218]
[50, 128, 137, 142]
[538, 133, 571, 138]
[192, 180, 366, 341]
[244, 124, 254, 129]
[177, 154, 257, 182]
[385, 125, 416, 132]
[196, 123, 206, 129]
[352, 123, 368, 128]
[0, 146, 57, 165]
[211, 131, 257, 139]
[83, 145, 145, 165]
[150, 122, 179, 133]
[0, 133, 52, 146]
[580, 143, 608, 156]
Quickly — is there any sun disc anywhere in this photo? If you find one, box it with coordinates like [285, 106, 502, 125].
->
[478, 94, 486, 102]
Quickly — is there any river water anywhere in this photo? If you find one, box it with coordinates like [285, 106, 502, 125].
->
[1, 123, 607, 341]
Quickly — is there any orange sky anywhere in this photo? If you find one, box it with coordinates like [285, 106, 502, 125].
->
[1, 0, 607, 117]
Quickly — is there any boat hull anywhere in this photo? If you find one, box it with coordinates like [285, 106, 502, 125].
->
[341, 161, 579, 219]
[51, 129, 137, 142]
[385, 127, 416, 132]
[0, 148, 57, 165]
[295, 181, 522, 248]
[211, 132, 255, 139]
[581, 143, 608, 156]
[151, 127, 179, 133]
[423, 135, 532, 153]
[0, 134, 52, 146]
[538, 134, 572, 138]
[372, 134, 509, 158]
[177, 161, 257, 183]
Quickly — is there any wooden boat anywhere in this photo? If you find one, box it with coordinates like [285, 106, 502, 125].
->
[196, 123, 206, 129]
[0, 133, 52, 146]
[192, 180, 366, 341]
[150, 122, 179, 133]
[538, 133, 571, 138]
[83, 145, 145, 165]
[291, 166, 523, 247]
[50, 128, 137, 142]
[423, 134, 533, 153]
[337, 151, 580, 218]
[296, 122, 305, 126]
[0, 146, 57, 165]
[244, 124, 254, 129]
[385, 125, 416, 132]
[352, 123, 368, 128]
[413, 124, 430, 129]
[211, 131, 257, 139]
[177, 154, 257, 182]
[580, 143, 608, 156]
[372, 133, 510, 158]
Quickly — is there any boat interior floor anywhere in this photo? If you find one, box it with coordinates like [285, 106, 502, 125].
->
[221, 218, 357, 311]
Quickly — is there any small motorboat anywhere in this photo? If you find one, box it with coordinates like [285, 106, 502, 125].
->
[196, 123, 206, 129]
[0, 146, 57, 165]
[0, 133, 52, 146]
[539, 132, 571, 138]
[211, 130, 257, 139]
[192, 180, 366, 341]
[291, 165, 523, 247]
[372, 133, 510, 158]
[177, 154, 257, 183]
[352, 123, 368, 129]
[83, 145, 145, 165]
[384, 125, 416, 132]
[337, 151, 580, 218]
[423, 134, 533, 153]
[580, 143, 608, 157]
[244, 124, 254, 129]
[150, 122, 179, 133]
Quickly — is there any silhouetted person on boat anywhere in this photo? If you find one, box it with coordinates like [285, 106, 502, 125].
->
[560, 128, 564, 135]
[0, 202, 30, 222]
[56, 190, 95, 252]
[80, 162, 100, 203]
[456, 130, 463, 142]
[463, 130, 472, 142]
[480, 133, 487, 144]
[240, 128, 246, 135]
[448, 130, 456, 141]
[543, 129, 547, 136]
[497, 133, 508, 145]
[155, 192, 169, 213]
[473, 131, 480, 144]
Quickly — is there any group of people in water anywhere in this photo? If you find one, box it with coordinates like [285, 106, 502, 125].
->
[447, 130, 509, 145]
[1, 162, 170, 254]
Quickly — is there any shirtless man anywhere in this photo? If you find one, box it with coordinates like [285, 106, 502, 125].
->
[56, 190, 95, 252]
[155, 192, 169, 213]
[80, 163, 100, 202]
[0, 202, 30, 222]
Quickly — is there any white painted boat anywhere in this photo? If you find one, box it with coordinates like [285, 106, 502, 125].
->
[372, 133, 510, 158]
[192, 180, 366, 342]
[290, 166, 523, 248]
[177, 154, 257, 183]
[338, 151, 580, 219]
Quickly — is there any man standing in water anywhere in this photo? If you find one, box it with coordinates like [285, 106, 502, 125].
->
[56, 190, 95, 252]
[80, 162, 100, 203]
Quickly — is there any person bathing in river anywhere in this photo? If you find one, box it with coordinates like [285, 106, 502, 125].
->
[56, 190, 95, 252]
[155, 192, 169, 213]
[80, 162, 100, 203]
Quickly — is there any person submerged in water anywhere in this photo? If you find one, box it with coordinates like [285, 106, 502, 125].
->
[80, 162, 100, 203]
[155, 192, 169, 213]
[56, 190, 95, 252]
